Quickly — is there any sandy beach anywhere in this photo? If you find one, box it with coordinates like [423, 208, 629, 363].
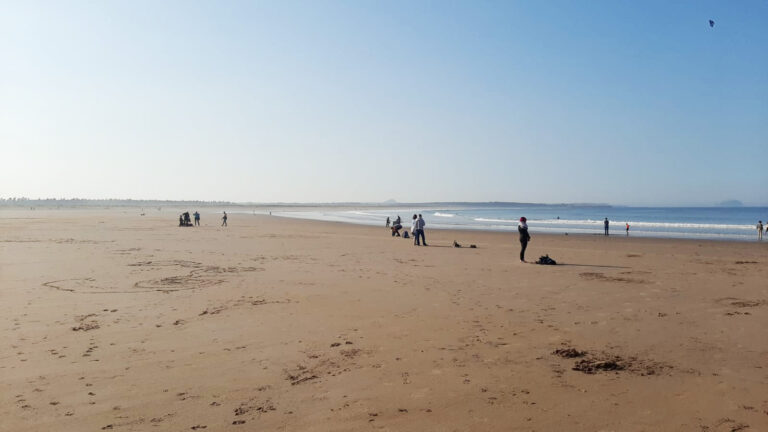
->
[1, 208, 766, 432]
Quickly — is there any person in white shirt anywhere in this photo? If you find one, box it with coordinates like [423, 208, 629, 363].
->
[411, 214, 420, 245]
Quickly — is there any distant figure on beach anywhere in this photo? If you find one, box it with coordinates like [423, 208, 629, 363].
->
[417, 214, 427, 246]
[193, 211, 200, 226]
[758, 221, 764, 240]
[395, 215, 401, 225]
[518, 217, 531, 262]
[604, 218, 610, 236]
[179, 214, 184, 227]
[626, 223, 630, 236]
[386, 217, 390, 228]
[221, 211, 228, 227]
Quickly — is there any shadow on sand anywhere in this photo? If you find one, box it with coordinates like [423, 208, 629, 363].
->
[557, 263, 630, 269]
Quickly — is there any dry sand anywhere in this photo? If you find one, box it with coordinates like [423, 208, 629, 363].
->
[1, 209, 766, 431]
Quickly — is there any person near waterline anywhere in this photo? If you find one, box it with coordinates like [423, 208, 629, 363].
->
[604, 218, 610, 236]
[386, 217, 390, 228]
[417, 214, 427, 246]
[518, 217, 531, 262]
[194, 211, 200, 226]
[221, 211, 228, 227]
[626, 222, 630, 236]
[758, 221, 764, 240]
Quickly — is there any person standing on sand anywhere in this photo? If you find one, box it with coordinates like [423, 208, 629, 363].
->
[518, 217, 531, 262]
[411, 214, 421, 246]
[417, 214, 427, 246]
[758, 221, 764, 240]
[626, 222, 630, 236]
[221, 211, 228, 227]
[194, 211, 200, 226]
[386, 217, 390, 228]
[604, 218, 610, 236]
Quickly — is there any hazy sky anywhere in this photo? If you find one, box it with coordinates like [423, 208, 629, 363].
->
[1, 1, 766, 205]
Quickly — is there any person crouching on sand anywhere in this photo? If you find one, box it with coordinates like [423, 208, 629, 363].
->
[518, 217, 531, 262]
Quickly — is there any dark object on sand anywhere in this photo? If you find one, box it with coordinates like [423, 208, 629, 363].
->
[573, 358, 624, 374]
[536, 255, 557, 265]
[553, 348, 586, 358]
[454, 241, 477, 248]
[403, 231, 410, 239]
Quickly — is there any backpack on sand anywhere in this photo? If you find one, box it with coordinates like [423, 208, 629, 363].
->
[536, 254, 557, 265]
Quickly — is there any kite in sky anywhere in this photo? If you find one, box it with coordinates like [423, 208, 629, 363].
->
[709, 20, 715, 28]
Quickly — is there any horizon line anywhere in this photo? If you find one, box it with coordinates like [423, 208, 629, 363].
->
[0, 198, 764, 208]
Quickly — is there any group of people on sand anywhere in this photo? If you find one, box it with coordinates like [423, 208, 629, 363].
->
[179, 211, 200, 227]
[177, 211, 228, 227]
[386, 214, 427, 246]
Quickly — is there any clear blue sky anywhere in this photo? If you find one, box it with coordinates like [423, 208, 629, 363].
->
[1, 1, 766, 205]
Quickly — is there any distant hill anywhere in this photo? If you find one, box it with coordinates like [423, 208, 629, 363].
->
[718, 200, 744, 207]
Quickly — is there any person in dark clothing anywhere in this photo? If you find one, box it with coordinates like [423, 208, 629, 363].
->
[386, 217, 390, 228]
[194, 211, 200, 226]
[391, 224, 402, 237]
[417, 214, 427, 246]
[411, 214, 420, 245]
[518, 217, 531, 262]
[604, 217, 609, 236]
[221, 211, 228, 227]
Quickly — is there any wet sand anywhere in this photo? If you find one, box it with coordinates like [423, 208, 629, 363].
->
[1, 209, 767, 431]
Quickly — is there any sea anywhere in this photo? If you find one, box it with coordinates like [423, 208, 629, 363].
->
[270, 204, 768, 242]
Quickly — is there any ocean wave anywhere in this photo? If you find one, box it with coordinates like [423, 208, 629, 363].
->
[474, 217, 517, 223]
[347, 210, 380, 217]
[434, 212, 456, 217]
[532, 219, 753, 230]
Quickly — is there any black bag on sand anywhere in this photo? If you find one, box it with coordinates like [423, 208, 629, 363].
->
[536, 255, 557, 265]
[403, 231, 410, 238]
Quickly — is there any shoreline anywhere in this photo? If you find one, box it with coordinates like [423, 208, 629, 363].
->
[268, 211, 765, 244]
[2, 206, 765, 246]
